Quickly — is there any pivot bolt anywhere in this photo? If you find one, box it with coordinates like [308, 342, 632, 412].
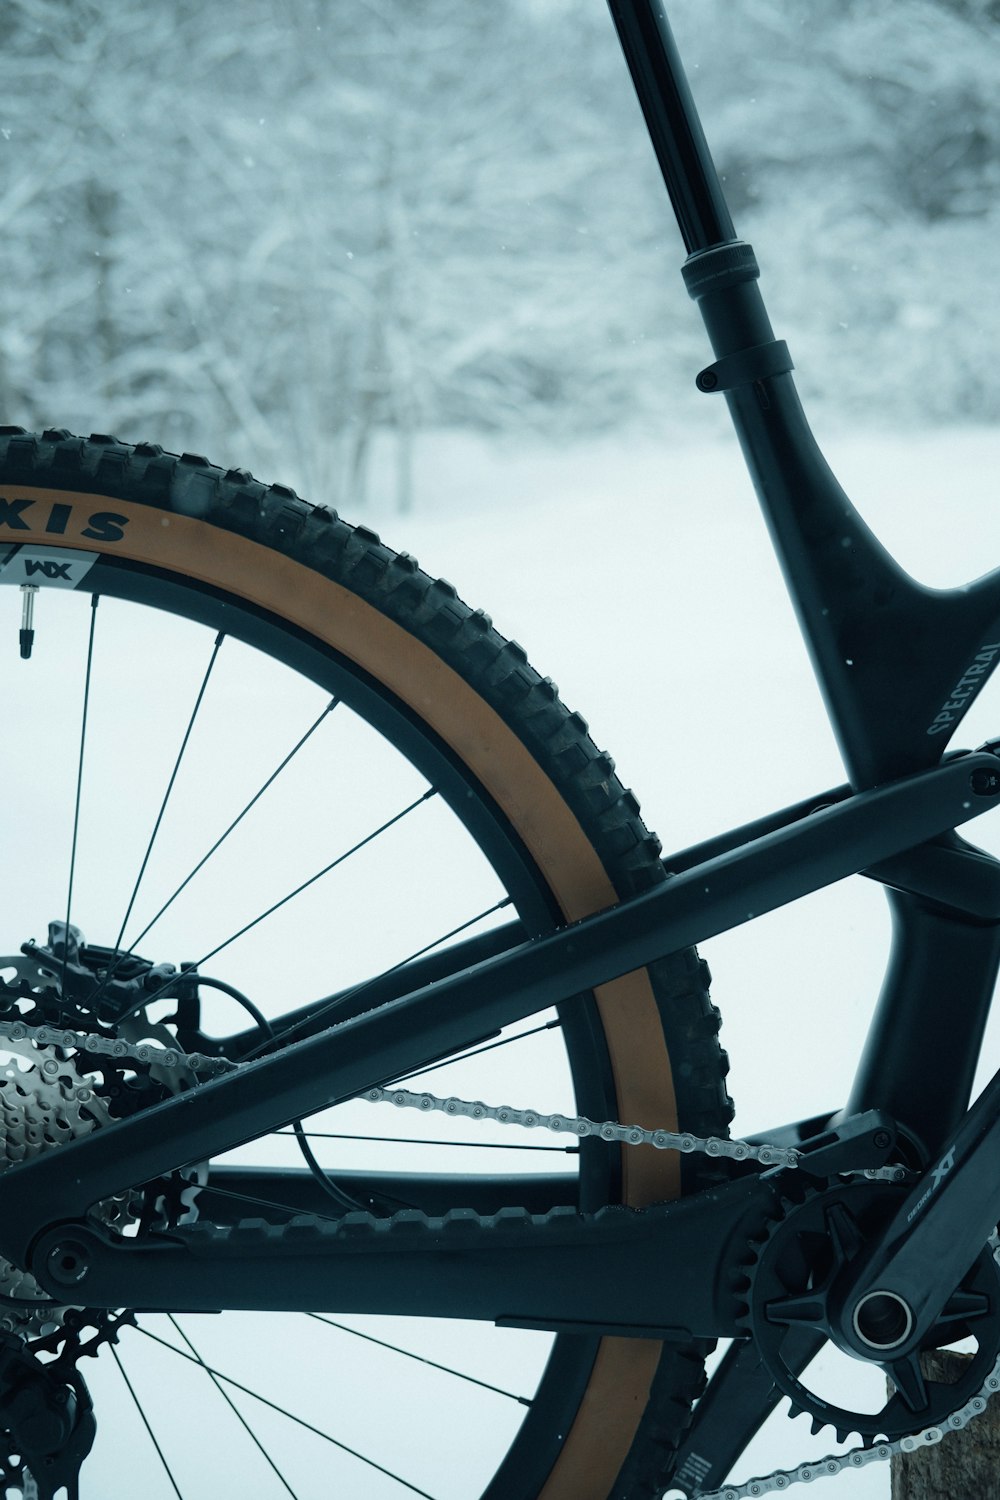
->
[970, 768, 1000, 795]
[46, 1240, 91, 1287]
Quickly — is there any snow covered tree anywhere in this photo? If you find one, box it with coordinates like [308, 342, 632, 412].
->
[0, 0, 995, 505]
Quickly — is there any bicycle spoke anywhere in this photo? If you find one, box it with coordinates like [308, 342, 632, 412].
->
[115, 630, 226, 953]
[0, 424, 729, 1498]
[167, 1316, 300, 1499]
[244, 895, 514, 1062]
[61, 593, 99, 998]
[129, 786, 439, 1018]
[127, 697, 339, 952]
[277, 1128, 576, 1153]
[85, 630, 227, 1020]
[399, 1016, 563, 1079]
[307, 1314, 532, 1405]
[184, 786, 438, 972]
[110, 1343, 185, 1500]
[197, 1181, 348, 1223]
[136, 1326, 440, 1500]
[203, 1157, 580, 1224]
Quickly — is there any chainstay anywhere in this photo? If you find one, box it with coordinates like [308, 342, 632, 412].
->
[1, 1013, 980, 1494]
[0, 1012, 901, 1180]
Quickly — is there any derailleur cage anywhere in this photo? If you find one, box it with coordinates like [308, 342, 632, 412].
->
[0, 1337, 96, 1500]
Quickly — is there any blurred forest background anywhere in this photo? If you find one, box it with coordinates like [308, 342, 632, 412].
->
[0, 0, 997, 509]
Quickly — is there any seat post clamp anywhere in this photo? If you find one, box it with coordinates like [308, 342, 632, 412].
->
[696, 339, 794, 394]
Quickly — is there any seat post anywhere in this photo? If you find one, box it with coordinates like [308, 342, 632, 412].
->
[606, 0, 736, 253]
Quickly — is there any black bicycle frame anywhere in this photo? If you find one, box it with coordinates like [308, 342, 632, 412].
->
[607, 0, 1000, 1157]
[3, 0, 1000, 1349]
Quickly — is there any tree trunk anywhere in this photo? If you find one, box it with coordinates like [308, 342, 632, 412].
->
[890, 1351, 1000, 1499]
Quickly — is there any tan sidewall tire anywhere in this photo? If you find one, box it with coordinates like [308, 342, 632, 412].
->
[7, 485, 689, 1498]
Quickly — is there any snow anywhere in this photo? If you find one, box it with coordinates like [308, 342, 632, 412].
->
[355, 417, 1000, 1498]
[1, 0, 997, 500]
[2, 0, 997, 1490]
[14, 417, 998, 1500]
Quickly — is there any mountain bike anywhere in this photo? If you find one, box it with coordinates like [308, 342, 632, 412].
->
[0, 2, 998, 1497]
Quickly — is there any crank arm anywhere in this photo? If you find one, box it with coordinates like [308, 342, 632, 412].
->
[834, 1060, 1000, 1358]
[0, 752, 994, 1276]
[26, 1172, 780, 1334]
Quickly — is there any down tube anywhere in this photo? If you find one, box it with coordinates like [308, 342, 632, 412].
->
[846, 886, 1000, 1160]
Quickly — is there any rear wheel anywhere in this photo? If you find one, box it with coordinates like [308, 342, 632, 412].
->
[0, 428, 732, 1499]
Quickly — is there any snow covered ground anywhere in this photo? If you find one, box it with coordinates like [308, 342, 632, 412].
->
[358, 418, 1000, 1499]
[66, 417, 1000, 1498]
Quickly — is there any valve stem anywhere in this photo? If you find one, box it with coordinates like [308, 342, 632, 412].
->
[19, 584, 37, 659]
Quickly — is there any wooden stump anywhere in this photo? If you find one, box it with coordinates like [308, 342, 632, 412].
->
[890, 1351, 1000, 1499]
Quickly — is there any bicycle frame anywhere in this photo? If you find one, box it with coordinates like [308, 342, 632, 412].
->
[606, 0, 1000, 1155]
[2, 0, 1000, 1477]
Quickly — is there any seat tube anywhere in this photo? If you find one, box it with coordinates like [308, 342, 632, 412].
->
[847, 889, 1000, 1158]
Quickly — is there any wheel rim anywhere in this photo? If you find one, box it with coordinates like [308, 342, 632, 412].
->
[0, 502, 681, 1499]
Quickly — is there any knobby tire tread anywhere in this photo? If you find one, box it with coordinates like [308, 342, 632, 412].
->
[0, 426, 733, 1499]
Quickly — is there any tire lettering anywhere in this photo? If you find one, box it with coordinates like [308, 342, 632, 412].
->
[45, 503, 72, 535]
[0, 496, 130, 542]
[82, 511, 128, 542]
[0, 499, 31, 530]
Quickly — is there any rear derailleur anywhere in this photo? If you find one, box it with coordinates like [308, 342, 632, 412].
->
[0, 1313, 130, 1500]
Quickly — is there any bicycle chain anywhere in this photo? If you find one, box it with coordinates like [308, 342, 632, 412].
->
[694, 1243, 1000, 1499]
[362, 1083, 907, 1181]
[0, 1016, 236, 1078]
[364, 1083, 989, 1497]
[0, 1016, 986, 1496]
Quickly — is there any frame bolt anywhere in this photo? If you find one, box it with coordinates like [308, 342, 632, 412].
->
[970, 768, 1000, 796]
[872, 1129, 892, 1150]
[46, 1240, 91, 1287]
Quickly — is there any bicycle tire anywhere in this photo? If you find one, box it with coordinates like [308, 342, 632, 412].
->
[0, 426, 733, 1500]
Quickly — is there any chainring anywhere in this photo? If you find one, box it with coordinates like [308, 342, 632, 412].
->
[745, 1177, 1000, 1443]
